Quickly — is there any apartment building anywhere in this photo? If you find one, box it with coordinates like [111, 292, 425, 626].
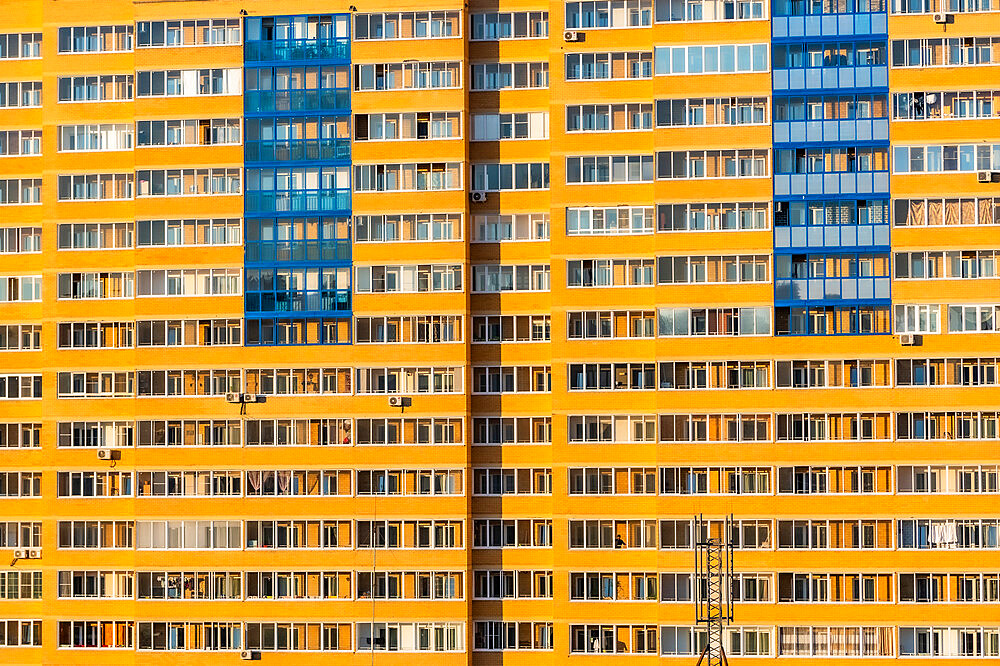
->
[1, 0, 1000, 661]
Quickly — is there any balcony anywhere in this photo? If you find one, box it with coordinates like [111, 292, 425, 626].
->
[244, 138, 350, 163]
[244, 38, 349, 64]
[774, 118, 889, 144]
[772, 13, 888, 40]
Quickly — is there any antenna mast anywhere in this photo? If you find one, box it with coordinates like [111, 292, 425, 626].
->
[694, 513, 734, 666]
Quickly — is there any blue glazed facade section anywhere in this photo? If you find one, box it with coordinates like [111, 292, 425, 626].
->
[243, 14, 353, 346]
[771, 0, 892, 335]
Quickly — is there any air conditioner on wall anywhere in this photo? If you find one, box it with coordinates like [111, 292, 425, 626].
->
[388, 396, 403, 407]
[470, 191, 487, 203]
[978, 171, 996, 183]
[933, 11, 949, 22]
[564, 30, 582, 42]
[899, 334, 917, 346]
[226, 392, 241, 403]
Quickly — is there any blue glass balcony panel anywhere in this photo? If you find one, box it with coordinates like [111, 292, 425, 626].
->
[772, 13, 888, 40]
[244, 138, 351, 163]
[244, 90, 350, 115]
[245, 189, 351, 215]
[774, 172, 889, 196]
[245, 38, 349, 63]
[774, 222, 890, 249]
[774, 118, 889, 144]
[773, 65, 888, 92]
[775, 276, 891, 301]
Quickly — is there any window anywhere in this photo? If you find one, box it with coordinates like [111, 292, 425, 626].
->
[472, 367, 551, 393]
[355, 264, 462, 293]
[0, 33, 41, 59]
[57, 322, 134, 349]
[136, 69, 241, 97]
[0, 571, 42, 599]
[894, 304, 940, 333]
[136, 520, 240, 549]
[0, 423, 40, 448]
[0, 81, 41, 107]
[355, 11, 461, 39]
[0, 325, 41, 351]
[354, 62, 461, 90]
[658, 307, 771, 336]
[473, 214, 549, 241]
[354, 163, 461, 192]
[0, 227, 41, 253]
[474, 622, 553, 650]
[136, 19, 240, 46]
[657, 149, 769, 178]
[57, 25, 132, 52]
[658, 202, 769, 231]
[567, 103, 653, 132]
[774, 41, 888, 69]
[472, 112, 548, 140]
[473, 417, 551, 445]
[566, 155, 655, 183]
[891, 36, 1000, 67]
[471, 12, 549, 39]
[136, 168, 240, 196]
[566, 51, 653, 79]
[894, 197, 1000, 226]
[472, 264, 550, 292]
[655, 0, 765, 21]
[472, 163, 549, 190]
[355, 112, 462, 141]
[473, 315, 550, 343]
[0, 276, 41, 302]
[0, 375, 42, 399]
[568, 0, 653, 27]
[0, 180, 41, 205]
[471, 62, 549, 90]
[893, 89, 1000, 120]
[657, 97, 768, 126]
[57, 272, 133, 300]
[655, 44, 769, 74]
[357, 622, 464, 652]
[137, 119, 240, 147]
[894, 143, 1000, 173]
[356, 367, 463, 395]
[356, 316, 462, 344]
[57, 75, 132, 102]
[57, 174, 133, 200]
[0, 130, 42, 156]
[136, 219, 239, 247]
[58, 422, 133, 448]
[58, 124, 132, 152]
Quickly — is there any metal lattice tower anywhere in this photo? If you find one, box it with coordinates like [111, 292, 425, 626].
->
[694, 514, 734, 666]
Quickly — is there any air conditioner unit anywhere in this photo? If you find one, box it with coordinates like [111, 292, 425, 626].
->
[564, 30, 582, 42]
[97, 448, 118, 461]
[27, 549, 41, 559]
[470, 191, 487, 203]
[242, 393, 258, 404]
[933, 11, 949, 22]
[12, 549, 26, 559]
[240, 650, 257, 661]
[899, 333, 916, 346]
[388, 396, 403, 407]
[978, 170, 995, 183]
[226, 392, 242, 403]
